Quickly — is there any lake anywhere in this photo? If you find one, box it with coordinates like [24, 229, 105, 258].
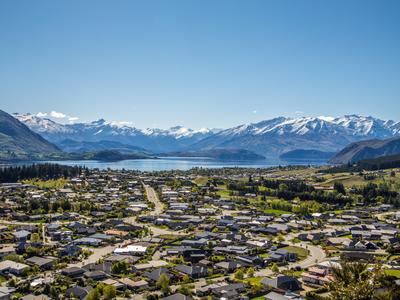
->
[30, 157, 327, 171]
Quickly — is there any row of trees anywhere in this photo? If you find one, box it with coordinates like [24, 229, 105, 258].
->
[0, 163, 89, 183]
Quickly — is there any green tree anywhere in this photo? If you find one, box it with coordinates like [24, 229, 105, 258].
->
[156, 273, 171, 295]
[327, 262, 393, 300]
[111, 261, 130, 274]
[246, 267, 255, 278]
[103, 285, 116, 300]
[271, 263, 279, 274]
[30, 233, 40, 243]
[177, 284, 193, 296]
[334, 182, 346, 195]
[234, 268, 244, 280]
[85, 288, 100, 300]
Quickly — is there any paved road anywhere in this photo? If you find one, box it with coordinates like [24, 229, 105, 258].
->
[124, 184, 186, 237]
[68, 245, 116, 267]
[144, 184, 164, 216]
[255, 236, 326, 277]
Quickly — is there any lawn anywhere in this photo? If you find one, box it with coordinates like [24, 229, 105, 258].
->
[385, 269, 400, 278]
[194, 176, 209, 185]
[216, 189, 231, 198]
[259, 252, 270, 258]
[282, 246, 309, 260]
[243, 276, 263, 286]
[263, 209, 291, 215]
[251, 297, 265, 300]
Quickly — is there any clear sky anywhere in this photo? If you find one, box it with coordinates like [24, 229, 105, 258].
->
[0, 0, 399, 129]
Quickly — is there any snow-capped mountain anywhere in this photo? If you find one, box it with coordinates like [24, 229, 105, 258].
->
[13, 113, 218, 152]
[14, 113, 400, 158]
[190, 115, 400, 158]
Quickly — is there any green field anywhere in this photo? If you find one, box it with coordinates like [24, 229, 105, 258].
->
[282, 246, 308, 260]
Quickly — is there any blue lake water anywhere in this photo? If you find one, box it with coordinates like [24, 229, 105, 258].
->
[31, 157, 327, 171]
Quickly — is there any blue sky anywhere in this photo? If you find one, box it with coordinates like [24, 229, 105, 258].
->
[0, 0, 399, 129]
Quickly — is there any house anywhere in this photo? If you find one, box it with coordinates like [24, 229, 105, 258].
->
[268, 249, 297, 263]
[144, 267, 171, 282]
[59, 244, 81, 257]
[210, 282, 246, 299]
[0, 246, 15, 258]
[265, 291, 304, 300]
[82, 262, 112, 274]
[162, 293, 193, 300]
[14, 230, 31, 242]
[301, 267, 332, 286]
[0, 260, 29, 275]
[65, 286, 93, 300]
[61, 267, 86, 278]
[341, 252, 373, 261]
[0, 287, 15, 300]
[114, 245, 147, 255]
[104, 254, 139, 264]
[215, 261, 243, 273]
[25, 256, 56, 270]
[174, 264, 208, 279]
[236, 255, 265, 267]
[20, 295, 50, 300]
[84, 270, 109, 280]
[326, 237, 352, 247]
[261, 275, 301, 291]
[118, 278, 149, 291]
[74, 237, 102, 247]
[101, 278, 126, 290]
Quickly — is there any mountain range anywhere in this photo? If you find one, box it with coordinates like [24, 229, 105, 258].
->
[14, 113, 400, 160]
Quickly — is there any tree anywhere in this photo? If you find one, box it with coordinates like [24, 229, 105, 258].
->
[276, 235, 285, 243]
[271, 263, 279, 274]
[246, 267, 255, 278]
[111, 261, 130, 274]
[85, 288, 101, 300]
[327, 262, 394, 300]
[177, 284, 193, 296]
[30, 233, 40, 243]
[156, 273, 171, 295]
[334, 182, 346, 195]
[103, 285, 116, 300]
[234, 268, 244, 280]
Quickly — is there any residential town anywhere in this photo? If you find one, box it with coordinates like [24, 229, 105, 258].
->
[0, 165, 400, 300]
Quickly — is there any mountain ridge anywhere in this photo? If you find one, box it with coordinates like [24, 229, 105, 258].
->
[14, 112, 400, 160]
[329, 136, 400, 164]
[0, 110, 60, 161]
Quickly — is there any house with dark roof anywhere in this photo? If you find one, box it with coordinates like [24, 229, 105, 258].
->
[174, 264, 208, 279]
[61, 267, 85, 278]
[215, 261, 243, 273]
[162, 293, 193, 300]
[261, 275, 301, 291]
[65, 286, 93, 300]
[144, 267, 171, 282]
[25, 256, 56, 270]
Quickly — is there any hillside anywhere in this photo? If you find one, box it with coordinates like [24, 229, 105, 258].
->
[280, 149, 335, 161]
[0, 110, 60, 161]
[330, 136, 400, 164]
[162, 148, 265, 161]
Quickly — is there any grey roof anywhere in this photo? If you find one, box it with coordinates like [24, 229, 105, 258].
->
[162, 293, 193, 300]
[261, 275, 301, 291]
